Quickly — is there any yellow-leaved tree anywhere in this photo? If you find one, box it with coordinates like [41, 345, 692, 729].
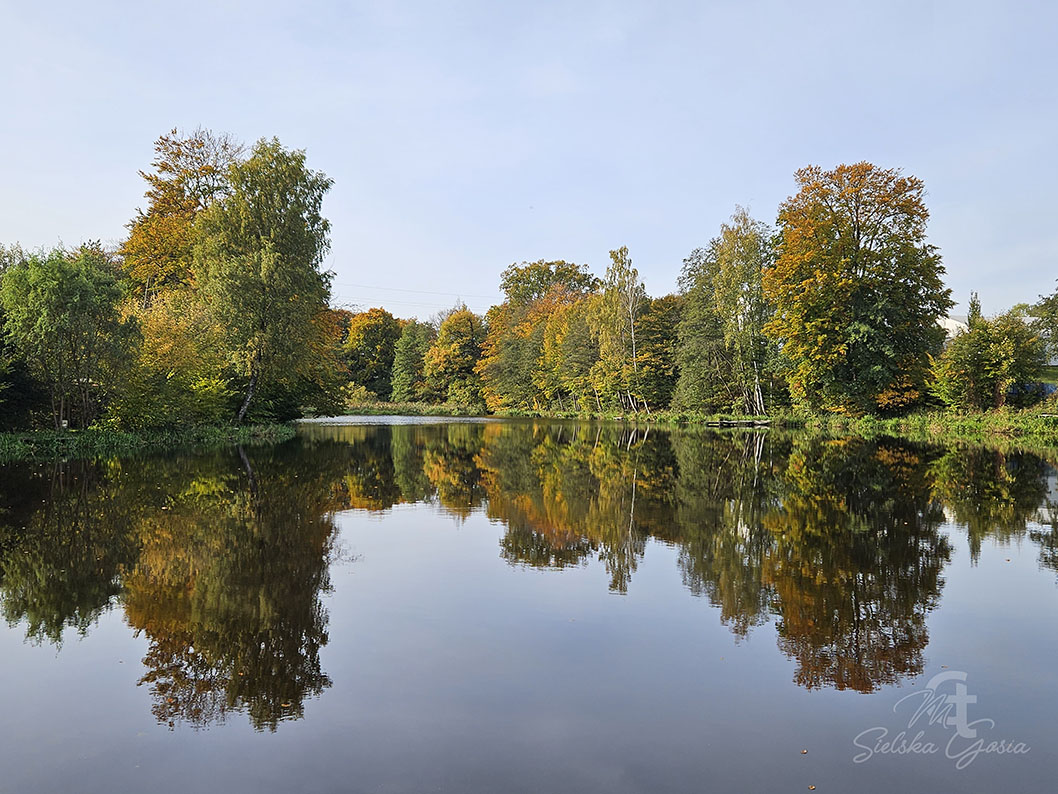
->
[763, 163, 952, 414]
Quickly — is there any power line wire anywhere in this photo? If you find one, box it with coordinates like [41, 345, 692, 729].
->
[330, 280, 501, 301]
[331, 296, 493, 311]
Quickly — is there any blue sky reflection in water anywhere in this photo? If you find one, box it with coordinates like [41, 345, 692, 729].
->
[0, 419, 1055, 793]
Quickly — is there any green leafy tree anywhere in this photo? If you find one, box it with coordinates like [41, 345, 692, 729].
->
[635, 294, 683, 410]
[477, 260, 597, 411]
[1031, 281, 1058, 360]
[0, 245, 137, 428]
[931, 309, 1046, 410]
[672, 244, 733, 412]
[674, 210, 781, 414]
[193, 138, 334, 422]
[390, 320, 437, 402]
[0, 243, 46, 429]
[537, 297, 600, 411]
[343, 308, 402, 399]
[967, 291, 983, 328]
[589, 247, 647, 411]
[711, 208, 776, 414]
[106, 289, 233, 429]
[498, 259, 597, 307]
[763, 163, 953, 414]
[424, 306, 487, 407]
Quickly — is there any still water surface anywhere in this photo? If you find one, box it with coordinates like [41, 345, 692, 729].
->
[0, 418, 1055, 793]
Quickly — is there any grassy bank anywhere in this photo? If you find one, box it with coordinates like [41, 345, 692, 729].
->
[341, 401, 792, 429]
[341, 400, 1058, 450]
[342, 401, 777, 425]
[800, 409, 1058, 447]
[495, 407, 777, 427]
[340, 401, 488, 417]
[0, 423, 296, 462]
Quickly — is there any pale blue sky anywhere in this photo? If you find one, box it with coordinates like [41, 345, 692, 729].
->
[1, 0, 1055, 318]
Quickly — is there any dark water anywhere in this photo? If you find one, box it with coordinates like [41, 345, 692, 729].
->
[0, 418, 1055, 793]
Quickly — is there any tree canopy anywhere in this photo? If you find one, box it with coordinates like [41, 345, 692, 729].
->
[764, 163, 953, 414]
[4, 146, 1049, 430]
[121, 128, 243, 306]
[932, 308, 1046, 410]
[0, 245, 136, 428]
[193, 138, 334, 422]
[343, 308, 402, 400]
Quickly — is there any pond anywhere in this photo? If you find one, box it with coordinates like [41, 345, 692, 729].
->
[0, 418, 1055, 793]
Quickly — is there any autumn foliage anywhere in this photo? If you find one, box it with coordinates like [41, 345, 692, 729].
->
[4, 148, 1051, 430]
[763, 163, 953, 414]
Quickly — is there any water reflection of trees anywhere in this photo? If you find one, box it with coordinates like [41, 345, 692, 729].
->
[0, 442, 352, 730]
[123, 446, 344, 730]
[478, 428, 956, 691]
[0, 460, 137, 644]
[930, 446, 1052, 559]
[2, 421, 1058, 710]
[761, 439, 951, 691]
[407, 422, 1058, 691]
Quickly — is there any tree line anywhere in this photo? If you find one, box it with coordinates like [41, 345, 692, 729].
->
[2, 130, 1056, 431]
[346, 163, 1056, 418]
[0, 129, 342, 431]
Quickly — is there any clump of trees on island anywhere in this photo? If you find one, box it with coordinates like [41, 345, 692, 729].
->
[0, 129, 1055, 431]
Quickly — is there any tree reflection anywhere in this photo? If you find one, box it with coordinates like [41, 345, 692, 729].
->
[479, 423, 675, 592]
[422, 423, 488, 518]
[669, 430, 781, 637]
[477, 426, 956, 691]
[2, 420, 1058, 708]
[123, 445, 343, 730]
[760, 439, 951, 691]
[930, 446, 1050, 560]
[0, 460, 137, 644]
[0, 442, 349, 730]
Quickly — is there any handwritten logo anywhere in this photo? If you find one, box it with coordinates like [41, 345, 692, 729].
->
[852, 671, 1030, 769]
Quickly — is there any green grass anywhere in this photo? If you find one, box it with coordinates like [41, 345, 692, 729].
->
[339, 401, 487, 417]
[340, 399, 1058, 452]
[0, 424, 296, 462]
[493, 407, 776, 426]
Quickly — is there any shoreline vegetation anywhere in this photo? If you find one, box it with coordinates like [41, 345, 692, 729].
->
[340, 402, 1058, 448]
[5, 132, 1058, 457]
[4, 406, 1058, 463]
[0, 424, 295, 462]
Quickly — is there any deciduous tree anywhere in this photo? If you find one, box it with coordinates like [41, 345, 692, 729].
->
[589, 247, 647, 412]
[673, 209, 780, 414]
[931, 308, 1045, 410]
[343, 308, 402, 399]
[537, 297, 599, 411]
[0, 245, 136, 428]
[477, 260, 596, 411]
[424, 306, 487, 407]
[763, 163, 952, 414]
[391, 321, 436, 403]
[672, 244, 731, 412]
[193, 138, 334, 422]
[122, 128, 243, 305]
